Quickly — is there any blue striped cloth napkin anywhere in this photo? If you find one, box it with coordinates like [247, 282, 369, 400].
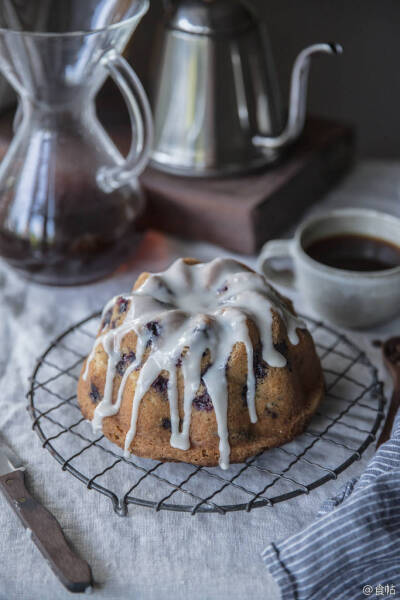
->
[262, 413, 400, 599]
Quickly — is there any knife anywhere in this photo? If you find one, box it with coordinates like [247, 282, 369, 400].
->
[0, 437, 93, 593]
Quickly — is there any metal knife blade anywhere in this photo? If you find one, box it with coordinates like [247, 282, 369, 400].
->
[0, 438, 25, 475]
[0, 435, 92, 593]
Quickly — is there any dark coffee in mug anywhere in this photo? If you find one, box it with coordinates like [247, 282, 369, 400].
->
[258, 209, 400, 328]
[305, 233, 400, 272]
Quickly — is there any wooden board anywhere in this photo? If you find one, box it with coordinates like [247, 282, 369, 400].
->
[140, 118, 355, 254]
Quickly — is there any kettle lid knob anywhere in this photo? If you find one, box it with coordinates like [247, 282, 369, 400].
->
[165, 0, 255, 35]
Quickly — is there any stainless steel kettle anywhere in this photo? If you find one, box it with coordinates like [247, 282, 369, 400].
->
[150, 0, 342, 177]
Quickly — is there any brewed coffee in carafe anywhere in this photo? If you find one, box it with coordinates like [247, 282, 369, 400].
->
[0, 0, 152, 284]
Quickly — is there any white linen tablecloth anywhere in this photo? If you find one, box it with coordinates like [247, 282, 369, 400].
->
[0, 160, 399, 600]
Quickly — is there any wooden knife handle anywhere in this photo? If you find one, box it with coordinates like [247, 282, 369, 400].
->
[0, 470, 92, 593]
[376, 387, 400, 449]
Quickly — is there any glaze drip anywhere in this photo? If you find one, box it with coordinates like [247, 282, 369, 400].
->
[83, 258, 305, 469]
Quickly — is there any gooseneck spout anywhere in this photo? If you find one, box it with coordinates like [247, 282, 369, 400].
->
[253, 42, 343, 151]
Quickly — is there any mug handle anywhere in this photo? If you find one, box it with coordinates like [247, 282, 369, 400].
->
[97, 50, 153, 192]
[257, 239, 296, 289]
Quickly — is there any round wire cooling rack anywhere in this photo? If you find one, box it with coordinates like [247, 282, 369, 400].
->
[27, 312, 385, 517]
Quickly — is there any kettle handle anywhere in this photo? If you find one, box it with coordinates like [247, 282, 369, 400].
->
[97, 49, 153, 192]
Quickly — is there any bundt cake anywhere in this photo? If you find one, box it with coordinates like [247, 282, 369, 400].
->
[77, 258, 324, 469]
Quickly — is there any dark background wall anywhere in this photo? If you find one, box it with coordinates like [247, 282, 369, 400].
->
[132, 0, 400, 158]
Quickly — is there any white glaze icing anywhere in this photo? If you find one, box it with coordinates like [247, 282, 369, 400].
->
[83, 258, 305, 469]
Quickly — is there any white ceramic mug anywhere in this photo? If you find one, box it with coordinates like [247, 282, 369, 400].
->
[257, 208, 400, 329]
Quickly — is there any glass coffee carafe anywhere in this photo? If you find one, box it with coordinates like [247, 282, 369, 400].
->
[0, 0, 152, 285]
